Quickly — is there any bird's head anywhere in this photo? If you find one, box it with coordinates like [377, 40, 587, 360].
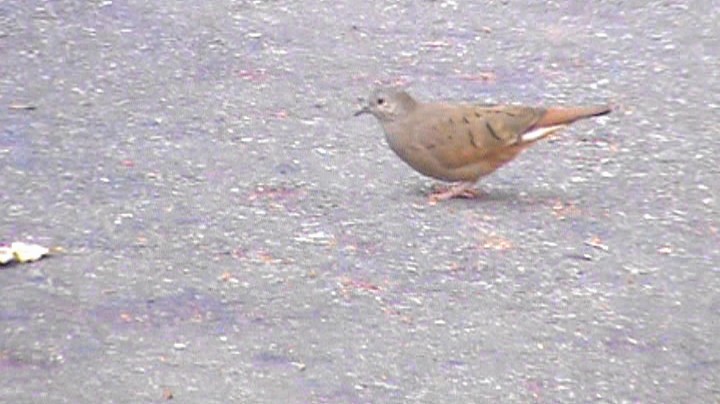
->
[354, 88, 418, 123]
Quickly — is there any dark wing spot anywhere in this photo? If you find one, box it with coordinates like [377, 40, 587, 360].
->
[467, 129, 478, 148]
[486, 122, 501, 141]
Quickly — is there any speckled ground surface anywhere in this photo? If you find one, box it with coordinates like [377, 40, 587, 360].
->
[1, 1, 718, 403]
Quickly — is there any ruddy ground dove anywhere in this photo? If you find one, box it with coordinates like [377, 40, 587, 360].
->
[355, 88, 611, 202]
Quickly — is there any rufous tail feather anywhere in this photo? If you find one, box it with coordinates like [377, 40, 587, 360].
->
[534, 105, 611, 128]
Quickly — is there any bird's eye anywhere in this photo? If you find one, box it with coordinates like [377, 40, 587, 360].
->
[377, 98, 385, 105]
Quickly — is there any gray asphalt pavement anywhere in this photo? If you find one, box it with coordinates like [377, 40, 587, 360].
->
[1, 1, 719, 403]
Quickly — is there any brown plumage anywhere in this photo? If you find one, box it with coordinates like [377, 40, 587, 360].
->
[533, 106, 611, 128]
[355, 88, 612, 202]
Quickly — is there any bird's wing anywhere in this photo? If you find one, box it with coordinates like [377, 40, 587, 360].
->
[414, 104, 545, 170]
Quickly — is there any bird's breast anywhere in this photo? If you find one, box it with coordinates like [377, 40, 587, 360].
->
[383, 125, 455, 181]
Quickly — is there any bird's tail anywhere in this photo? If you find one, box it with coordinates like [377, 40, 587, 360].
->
[535, 105, 612, 128]
[519, 105, 611, 144]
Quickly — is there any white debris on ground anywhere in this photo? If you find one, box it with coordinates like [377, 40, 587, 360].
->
[0, 242, 51, 265]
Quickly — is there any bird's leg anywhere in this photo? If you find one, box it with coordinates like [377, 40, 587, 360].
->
[429, 182, 479, 203]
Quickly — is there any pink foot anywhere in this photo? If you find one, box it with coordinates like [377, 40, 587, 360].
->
[428, 182, 481, 203]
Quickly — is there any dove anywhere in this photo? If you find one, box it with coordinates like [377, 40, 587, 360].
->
[355, 88, 611, 202]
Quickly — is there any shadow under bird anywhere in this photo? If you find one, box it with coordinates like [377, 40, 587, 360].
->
[355, 88, 612, 202]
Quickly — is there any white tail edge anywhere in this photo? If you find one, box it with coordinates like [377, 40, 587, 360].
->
[520, 125, 567, 143]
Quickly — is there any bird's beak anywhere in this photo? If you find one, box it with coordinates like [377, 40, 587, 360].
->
[354, 106, 370, 117]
